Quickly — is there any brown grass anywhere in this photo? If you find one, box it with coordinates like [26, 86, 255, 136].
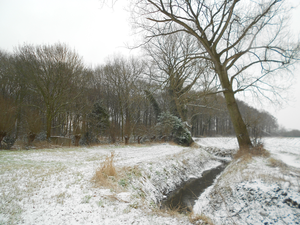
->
[234, 143, 270, 160]
[190, 142, 201, 148]
[13, 140, 68, 150]
[92, 151, 118, 188]
[188, 213, 214, 225]
[150, 203, 187, 220]
[268, 157, 287, 169]
[159, 205, 184, 217]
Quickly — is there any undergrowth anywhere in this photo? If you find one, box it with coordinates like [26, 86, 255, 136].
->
[234, 143, 270, 160]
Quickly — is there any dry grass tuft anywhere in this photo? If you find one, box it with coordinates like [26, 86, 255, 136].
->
[151, 203, 186, 219]
[190, 142, 201, 148]
[92, 154, 144, 192]
[188, 213, 214, 225]
[234, 143, 270, 160]
[268, 157, 288, 169]
[160, 205, 184, 217]
[92, 152, 118, 188]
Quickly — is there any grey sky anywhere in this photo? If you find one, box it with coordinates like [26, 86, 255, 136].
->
[0, 0, 299, 130]
[0, 0, 133, 66]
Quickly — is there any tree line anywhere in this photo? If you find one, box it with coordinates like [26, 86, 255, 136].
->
[0, 42, 281, 149]
[2, 0, 299, 150]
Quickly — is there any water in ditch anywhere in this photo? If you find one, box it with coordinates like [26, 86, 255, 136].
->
[161, 162, 228, 213]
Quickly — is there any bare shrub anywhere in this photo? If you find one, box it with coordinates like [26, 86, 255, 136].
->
[250, 144, 270, 157]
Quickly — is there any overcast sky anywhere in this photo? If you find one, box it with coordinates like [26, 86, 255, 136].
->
[0, 0, 299, 131]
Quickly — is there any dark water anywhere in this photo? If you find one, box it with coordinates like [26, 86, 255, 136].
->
[161, 162, 228, 212]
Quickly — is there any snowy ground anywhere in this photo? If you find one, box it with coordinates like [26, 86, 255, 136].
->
[0, 143, 220, 225]
[263, 137, 300, 168]
[195, 137, 300, 168]
[193, 137, 300, 224]
[1, 138, 299, 225]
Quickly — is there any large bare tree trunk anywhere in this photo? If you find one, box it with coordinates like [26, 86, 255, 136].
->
[217, 66, 253, 149]
[223, 91, 252, 149]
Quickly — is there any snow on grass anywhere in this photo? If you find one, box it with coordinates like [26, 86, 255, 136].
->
[193, 138, 300, 225]
[263, 137, 300, 168]
[195, 137, 300, 168]
[0, 143, 218, 225]
[1, 138, 299, 224]
[130, 147, 221, 205]
[194, 137, 239, 150]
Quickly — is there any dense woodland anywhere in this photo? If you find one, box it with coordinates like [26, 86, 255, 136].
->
[0, 42, 293, 149]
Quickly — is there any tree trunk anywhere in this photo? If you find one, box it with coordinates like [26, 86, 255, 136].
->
[223, 90, 253, 149]
[124, 135, 130, 145]
[0, 131, 7, 147]
[74, 134, 81, 146]
[28, 132, 36, 146]
[46, 116, 52, 139]
[137, 136, 142, 144]
[216, 64, 253, 149]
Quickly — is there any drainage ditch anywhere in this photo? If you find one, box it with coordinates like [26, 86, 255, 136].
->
[161, 161, 229, 213]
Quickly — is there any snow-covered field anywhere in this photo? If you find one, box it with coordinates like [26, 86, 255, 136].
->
[0, 143, 219, 225]
[194, 137, 300, 224]
[195, 137, 300, 168]
[263, 137, 300, 168]
[0, 137, 299, 225]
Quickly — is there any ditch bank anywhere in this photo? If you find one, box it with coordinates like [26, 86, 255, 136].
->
[130, 146, 232, 210]
[161, 161, 229, 212]
[192, 155, 300, 224]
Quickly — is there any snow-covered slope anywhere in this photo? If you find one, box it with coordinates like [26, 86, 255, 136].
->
[193, 137, 300, 225]
[0, 143, 219, 225]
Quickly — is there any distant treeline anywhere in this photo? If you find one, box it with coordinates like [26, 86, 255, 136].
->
[0, 43, 282, 148]
[277, 129, 300, 137]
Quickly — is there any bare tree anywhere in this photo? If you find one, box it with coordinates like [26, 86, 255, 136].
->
[132, 0, 300, 149]
[0, 51, 19, 146]
[22, 107, 43, 146]
[99, 55, 145, 143]
[14, 43, 90, 139]
[144, 32, 208, 122]
[0, 96, 16, 147]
